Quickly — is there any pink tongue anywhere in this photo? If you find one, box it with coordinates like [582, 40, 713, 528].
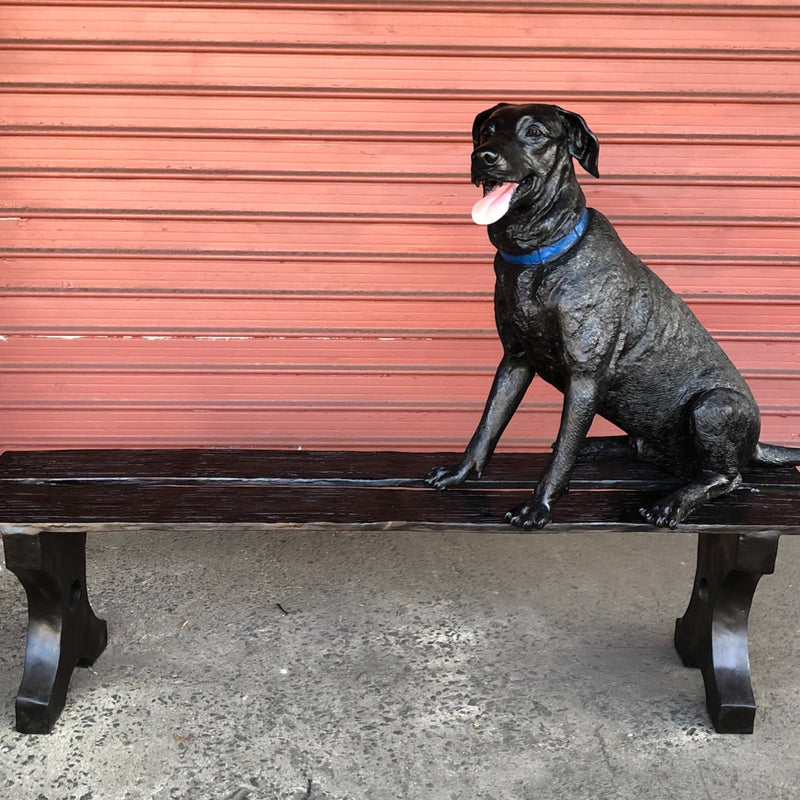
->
[471, 182, 519, 225]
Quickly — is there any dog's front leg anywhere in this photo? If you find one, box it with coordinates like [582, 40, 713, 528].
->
[427, 352, 534, 488]
[507, 376, 599, 529]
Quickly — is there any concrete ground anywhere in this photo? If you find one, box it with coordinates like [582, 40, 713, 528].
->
[1, 527, 800, 800]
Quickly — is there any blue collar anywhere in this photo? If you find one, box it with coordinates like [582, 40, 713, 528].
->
[499, 209, 590, 266]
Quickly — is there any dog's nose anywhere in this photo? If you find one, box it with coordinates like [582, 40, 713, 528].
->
[475, 150, 500, 166]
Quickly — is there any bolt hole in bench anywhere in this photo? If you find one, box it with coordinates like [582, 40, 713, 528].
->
[1, 447, 799, 735]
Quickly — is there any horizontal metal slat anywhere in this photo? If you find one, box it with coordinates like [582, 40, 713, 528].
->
[5, 4, 799, 51]
[2, 368, 798, 410]
[3, 333, 799, 372]
[2, 135, 800, 180]
[0, 405, 797, 452]
[4, 50, 800, 94]
[5, 0, 800, 13]
[3, 294, 800, 335]
[2, 216, 798, 257]
[3, 175, 800, 220]
[0, 404, 593, 452]
[2, 255, 799, 296]
[0, 293, 497, 334]
[4, 93, 799, 138]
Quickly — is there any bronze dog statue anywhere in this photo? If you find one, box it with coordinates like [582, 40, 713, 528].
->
[428, 102, 800, 529]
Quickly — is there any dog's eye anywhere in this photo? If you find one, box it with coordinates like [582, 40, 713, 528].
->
[481, 124, 495, 140]
[525, 124, 546, 139]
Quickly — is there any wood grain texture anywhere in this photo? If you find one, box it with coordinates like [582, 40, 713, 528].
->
[1, 450, 799, 531]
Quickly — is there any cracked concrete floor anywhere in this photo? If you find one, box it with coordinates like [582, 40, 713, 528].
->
[2, 527, 800, 800]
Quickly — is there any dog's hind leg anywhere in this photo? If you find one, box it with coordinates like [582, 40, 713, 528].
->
[641, 388, 759, 528]
[642, 470, 742, 529]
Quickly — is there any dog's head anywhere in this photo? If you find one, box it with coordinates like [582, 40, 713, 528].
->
[470, 103, 599, 226]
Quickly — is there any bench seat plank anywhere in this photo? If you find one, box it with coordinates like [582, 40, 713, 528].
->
[2, 480, 800, 532]
[1, 447, 798, 488]
[1, 450, 799, 532]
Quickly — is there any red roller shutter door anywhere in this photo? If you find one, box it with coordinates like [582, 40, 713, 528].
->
[1, 1, 798, 450]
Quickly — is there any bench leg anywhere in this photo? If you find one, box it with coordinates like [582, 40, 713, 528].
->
[2, 532, 108, 734]
[674, 530, 780, 734]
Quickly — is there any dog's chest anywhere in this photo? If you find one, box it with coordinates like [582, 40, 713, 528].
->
[496, 264, 565, 370]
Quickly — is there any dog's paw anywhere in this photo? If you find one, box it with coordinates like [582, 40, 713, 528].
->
[426, 463, 472, 490]
[505, 499, 552, 530]
[640, 501, 684, 529]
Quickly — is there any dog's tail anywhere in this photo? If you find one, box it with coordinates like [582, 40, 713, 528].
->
[751, 442, 800, 467]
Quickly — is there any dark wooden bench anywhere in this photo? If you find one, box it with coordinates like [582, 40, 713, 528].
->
[1, 448, 799, 736]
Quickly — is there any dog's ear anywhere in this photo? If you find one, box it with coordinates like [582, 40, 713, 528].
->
[472, 103, 510, 148]
[556, 107, 600, 178]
